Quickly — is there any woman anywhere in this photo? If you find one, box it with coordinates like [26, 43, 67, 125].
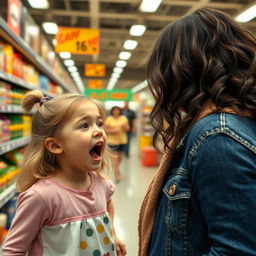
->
[138, 8, 256, 256]
[105, 106, 129, 182]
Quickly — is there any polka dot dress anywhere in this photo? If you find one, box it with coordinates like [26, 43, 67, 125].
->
[78, 214, 116, 256]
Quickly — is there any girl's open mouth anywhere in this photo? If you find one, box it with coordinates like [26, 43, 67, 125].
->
[90, 141, 104, 160]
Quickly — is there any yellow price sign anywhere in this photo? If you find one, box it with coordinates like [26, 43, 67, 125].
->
[85, 64, 106, 77]
[88, 80, 104, 89]
[55, 27, 99, 55]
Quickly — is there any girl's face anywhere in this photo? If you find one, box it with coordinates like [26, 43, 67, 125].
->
[56, 100, 106, 173]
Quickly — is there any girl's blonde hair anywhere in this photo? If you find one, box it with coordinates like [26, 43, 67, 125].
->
[17, 90, 110, 192]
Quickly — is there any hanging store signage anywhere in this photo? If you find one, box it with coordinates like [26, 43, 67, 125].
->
[88, 80, 104, 89]
[84, 89, 133, 101]
[85, 64, 106, 77]
[7, 0, 22, 36]
[55, 27, 99, 55]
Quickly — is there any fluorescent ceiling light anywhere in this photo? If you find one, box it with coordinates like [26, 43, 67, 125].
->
[129, 25, 146, 36]
[64, 59, 75, 66]
[119, 51, 132, 60]
[27, 0, 49, 9]
[71, 72, 80, 77]
[111, 73, 120, 79]
[235, 4, 256, 22]
[107, 80, 117, 90]
[68, 66, 78, 72]
[123, 40, 138, 50]
[113, 67, 123, 74]
[139, 0, 162, 13]
[59, 52, 71, 59]
[116, 60, 127, 68]
[42, 22, 58, 34]
[132, 80, 148, 93]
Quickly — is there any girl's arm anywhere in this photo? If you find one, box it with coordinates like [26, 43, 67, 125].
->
[107, 199, 126, 256]
[2, 189, 49, 255]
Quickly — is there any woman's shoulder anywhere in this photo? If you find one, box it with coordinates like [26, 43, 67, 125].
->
[185, 113, 256, 153]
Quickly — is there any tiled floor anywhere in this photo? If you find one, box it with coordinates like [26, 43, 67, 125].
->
[111, 136, 157, 256]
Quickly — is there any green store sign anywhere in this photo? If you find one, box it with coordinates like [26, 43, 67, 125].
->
[84, 89, 133, 101]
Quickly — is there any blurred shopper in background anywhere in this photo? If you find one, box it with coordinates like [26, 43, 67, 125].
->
[105, 106, 129, 183]
[122, 101, 136, 158]
[138, 8, 256, 256]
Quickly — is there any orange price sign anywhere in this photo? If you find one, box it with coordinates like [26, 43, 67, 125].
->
[85, 64, 106, 77]
[88, 80, 104, 89]
[55, 27, 99, 55]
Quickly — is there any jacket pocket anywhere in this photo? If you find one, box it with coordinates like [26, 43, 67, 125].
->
[163, 169, 191, 230]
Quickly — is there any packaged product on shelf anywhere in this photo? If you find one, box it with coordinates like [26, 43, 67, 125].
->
[11, 88, 25, 105]
[3, 44, 14, 74]
[9, 115, 23, 140]
[2, 148, 24, 167]
[0, 213, 7, 244]
[22, 115, 31, 136]
[0, 40, 4, 70]
[0, 115, 10, 142]
[22, 8, 40, 54]
[1, 195, 18, 230]
[12, 52, 24, 79]
[39, 74, 50, 91]
[0, 158, 19, 192]
[23, 64, 39, 87]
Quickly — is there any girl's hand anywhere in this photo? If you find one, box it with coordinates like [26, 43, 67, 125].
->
[114, 235, 127, 256]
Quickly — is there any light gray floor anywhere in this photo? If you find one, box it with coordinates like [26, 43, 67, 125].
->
[111, 136, 157, 256]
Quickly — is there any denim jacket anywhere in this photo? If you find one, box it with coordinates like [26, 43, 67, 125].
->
[149, 113, 256, 256]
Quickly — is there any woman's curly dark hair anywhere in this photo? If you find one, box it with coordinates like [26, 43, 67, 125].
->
[147, 8, 256, 152]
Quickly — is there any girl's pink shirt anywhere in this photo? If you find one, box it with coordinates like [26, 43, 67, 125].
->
[2, 172, 115, 256]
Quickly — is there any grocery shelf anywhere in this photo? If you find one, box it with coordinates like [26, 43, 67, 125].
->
[0, 104, 24, 113]
[0, 71, 55, 98]
[0, 136, 30, 155]
[0, 183, 17, 208]
[0, 71, 35, 90]
[0, 17, 71, 93]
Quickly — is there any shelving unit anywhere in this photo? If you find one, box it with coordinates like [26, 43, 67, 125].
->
[0, 136, 30, 155]
[0, 183, 16, 209]
[0, 17, 73, 93]
[0, 16, 75, 213]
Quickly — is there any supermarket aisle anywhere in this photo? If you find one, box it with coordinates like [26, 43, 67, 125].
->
[111, 136, 157, 256]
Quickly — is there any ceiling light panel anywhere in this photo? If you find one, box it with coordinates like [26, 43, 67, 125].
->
[27, 0, 49, 9]
[119, 52, 131, 60]
[235, 5, 256, 22]
[42, 22, 58, 34]
[129, 25, 146, 36]
[123, 40, 138, 50]
[116, 60, 127, 68]
[139, 0, 162, 13]
[59, 52, 71, 59]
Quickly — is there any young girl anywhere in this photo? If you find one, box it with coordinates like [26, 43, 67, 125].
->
[2, 90, 126, 256]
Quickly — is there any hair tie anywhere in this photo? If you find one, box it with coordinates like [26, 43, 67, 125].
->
[40, 96, 50, 106]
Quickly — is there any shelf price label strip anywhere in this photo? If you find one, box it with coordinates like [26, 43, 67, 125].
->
[0, 136, 30, 155]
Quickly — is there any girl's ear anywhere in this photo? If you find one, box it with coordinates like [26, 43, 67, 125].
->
[45, 138, 63, 154]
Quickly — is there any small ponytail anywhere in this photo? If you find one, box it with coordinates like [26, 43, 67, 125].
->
[22, 90, 44, 113]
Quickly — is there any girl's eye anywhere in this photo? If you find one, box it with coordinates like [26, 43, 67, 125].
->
[97, 121, 104, 127]
[80, 123, 89, 129]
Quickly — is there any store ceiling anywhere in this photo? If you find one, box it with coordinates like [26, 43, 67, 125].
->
[4, 0, 256, 91]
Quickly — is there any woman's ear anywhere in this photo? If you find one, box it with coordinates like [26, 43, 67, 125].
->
[45, 138, 63, 154]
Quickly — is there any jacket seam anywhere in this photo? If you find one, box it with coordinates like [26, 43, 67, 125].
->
[188, 114, 256, 169]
